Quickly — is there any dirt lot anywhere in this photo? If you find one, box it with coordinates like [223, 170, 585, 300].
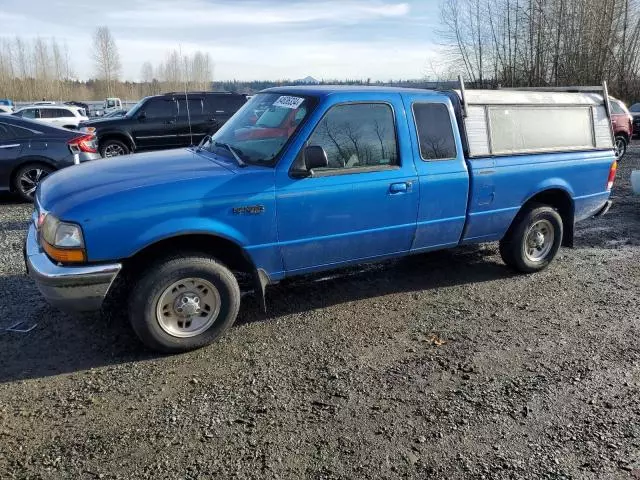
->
[0, 145, 639, 479]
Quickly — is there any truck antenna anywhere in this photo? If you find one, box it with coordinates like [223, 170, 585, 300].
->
[180, 45, 194, 146]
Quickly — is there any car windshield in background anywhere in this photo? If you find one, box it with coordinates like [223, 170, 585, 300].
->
[208, 93, 316, 166]
[630, 103, 640, 112]
[125, 99, 146, 118]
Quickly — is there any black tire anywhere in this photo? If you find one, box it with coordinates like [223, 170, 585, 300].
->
[128, 255, 241, 353]
[614, 135, 627, 160]
[13, 163, 53, 202]
[499, 203, 563, 273]
[100, 139, 130, 158]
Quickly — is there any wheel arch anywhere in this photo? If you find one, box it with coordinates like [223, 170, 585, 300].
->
[98, 131, 135, 152]
[122, 233, 269, 311]
[509, 188, 575, 247]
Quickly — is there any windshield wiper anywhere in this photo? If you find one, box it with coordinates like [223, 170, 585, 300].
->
[196, 134, 211, 152]
[214, 141, 246, 167]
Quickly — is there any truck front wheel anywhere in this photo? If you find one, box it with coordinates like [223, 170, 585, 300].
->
[128, 255, 241, 353]
[499, 204, 563, 273]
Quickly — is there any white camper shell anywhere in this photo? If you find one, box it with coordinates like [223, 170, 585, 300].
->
[455, 83, 615, 158]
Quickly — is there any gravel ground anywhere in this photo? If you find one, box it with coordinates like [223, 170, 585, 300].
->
[0, 145, 639, 479]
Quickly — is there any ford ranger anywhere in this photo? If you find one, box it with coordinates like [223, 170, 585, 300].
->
[25, 85, 617, 352]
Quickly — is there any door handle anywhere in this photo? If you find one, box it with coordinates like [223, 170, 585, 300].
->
[165, 120, 176, 125]
[389, 182, 410, 194]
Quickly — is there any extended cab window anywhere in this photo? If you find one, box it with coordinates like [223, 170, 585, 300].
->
[307, 103, 398, 171]
[412, 103, 457, 160]
[143, 99, 176, 119]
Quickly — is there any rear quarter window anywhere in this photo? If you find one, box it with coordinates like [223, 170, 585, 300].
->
[412, 103, 457, 160]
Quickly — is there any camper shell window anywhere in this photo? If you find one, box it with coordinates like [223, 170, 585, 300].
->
[457, 90, 613, 157]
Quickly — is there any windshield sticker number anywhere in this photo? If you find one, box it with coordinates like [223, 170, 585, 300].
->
[273, 96, 305, 109]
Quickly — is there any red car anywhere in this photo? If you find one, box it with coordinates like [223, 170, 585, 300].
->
[609, 97, 633, 159]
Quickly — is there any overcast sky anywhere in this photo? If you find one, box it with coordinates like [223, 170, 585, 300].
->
[0, 0, 443, 81]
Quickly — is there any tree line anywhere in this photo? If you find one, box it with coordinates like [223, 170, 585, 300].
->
[2, 9, 639, 104]
[0, 26, 214, 101]
[439, 0, 640, 103]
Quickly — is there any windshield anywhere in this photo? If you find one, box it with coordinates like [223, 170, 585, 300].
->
[630, 103, 640, 112]
[207, 92, 316, 166]
[125, 98, 147, 118]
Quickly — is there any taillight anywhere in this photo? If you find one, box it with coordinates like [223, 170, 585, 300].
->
[68, 134, 97, 154]
[607, 160, 617, 191]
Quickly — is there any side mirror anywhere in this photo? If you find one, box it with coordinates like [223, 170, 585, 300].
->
[304, 145, 328, 171]
[137, 112, 146, 120]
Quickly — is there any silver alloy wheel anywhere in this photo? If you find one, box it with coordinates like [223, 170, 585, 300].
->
[103, 143, 127, 157]
[155, 277, 221, 338]
[524, 219, 554, 262]
[19, 168, 49, 198]
[615, 137, 626, 158]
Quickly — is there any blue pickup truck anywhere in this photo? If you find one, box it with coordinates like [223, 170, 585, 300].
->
[25, 85, 617, 352]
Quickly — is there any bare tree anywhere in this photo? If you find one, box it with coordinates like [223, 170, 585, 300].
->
[438, 0, 640, 102]
[92, 26, 121, 97]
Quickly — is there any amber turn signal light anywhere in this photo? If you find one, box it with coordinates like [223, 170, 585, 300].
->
[42, 241, 86, 264]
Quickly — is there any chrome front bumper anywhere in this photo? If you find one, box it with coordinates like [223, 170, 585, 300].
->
[24, 223, 122, 313]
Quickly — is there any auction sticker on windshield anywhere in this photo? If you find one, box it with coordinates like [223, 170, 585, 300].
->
[273, 96, 305, 109]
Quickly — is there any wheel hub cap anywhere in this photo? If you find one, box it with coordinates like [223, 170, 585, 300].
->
[174, 294, 201, 317]
[524, 219, 554, 262]
[531, 231, 545, 248]
[156, 278, 221, 338]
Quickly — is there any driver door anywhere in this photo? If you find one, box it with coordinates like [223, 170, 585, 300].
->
[275, 96, 419, 275]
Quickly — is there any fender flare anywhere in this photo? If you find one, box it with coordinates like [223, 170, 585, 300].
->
[97, 130, 136, 151]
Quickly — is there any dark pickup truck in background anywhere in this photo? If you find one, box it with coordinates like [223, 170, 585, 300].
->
[80, 91, 247, 157]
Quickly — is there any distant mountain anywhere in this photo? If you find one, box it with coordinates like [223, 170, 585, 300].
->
[295, 76, 319, 85]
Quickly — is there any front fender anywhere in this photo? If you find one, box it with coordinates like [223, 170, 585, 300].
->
[130, 217, 250, 257]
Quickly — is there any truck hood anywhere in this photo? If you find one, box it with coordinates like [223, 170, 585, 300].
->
[38, 148, 237, 216]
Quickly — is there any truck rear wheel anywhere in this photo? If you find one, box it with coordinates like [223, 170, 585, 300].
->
[499, 204, 563, 273]
[128, 255, 241, 353]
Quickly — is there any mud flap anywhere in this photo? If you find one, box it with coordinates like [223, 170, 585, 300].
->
[253, 269, 270, 313]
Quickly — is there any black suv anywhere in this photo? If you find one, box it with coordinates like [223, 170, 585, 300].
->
[80, 92, 247, 157]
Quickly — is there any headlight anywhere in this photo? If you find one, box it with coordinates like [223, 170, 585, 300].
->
[40, 214, 86, 263]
